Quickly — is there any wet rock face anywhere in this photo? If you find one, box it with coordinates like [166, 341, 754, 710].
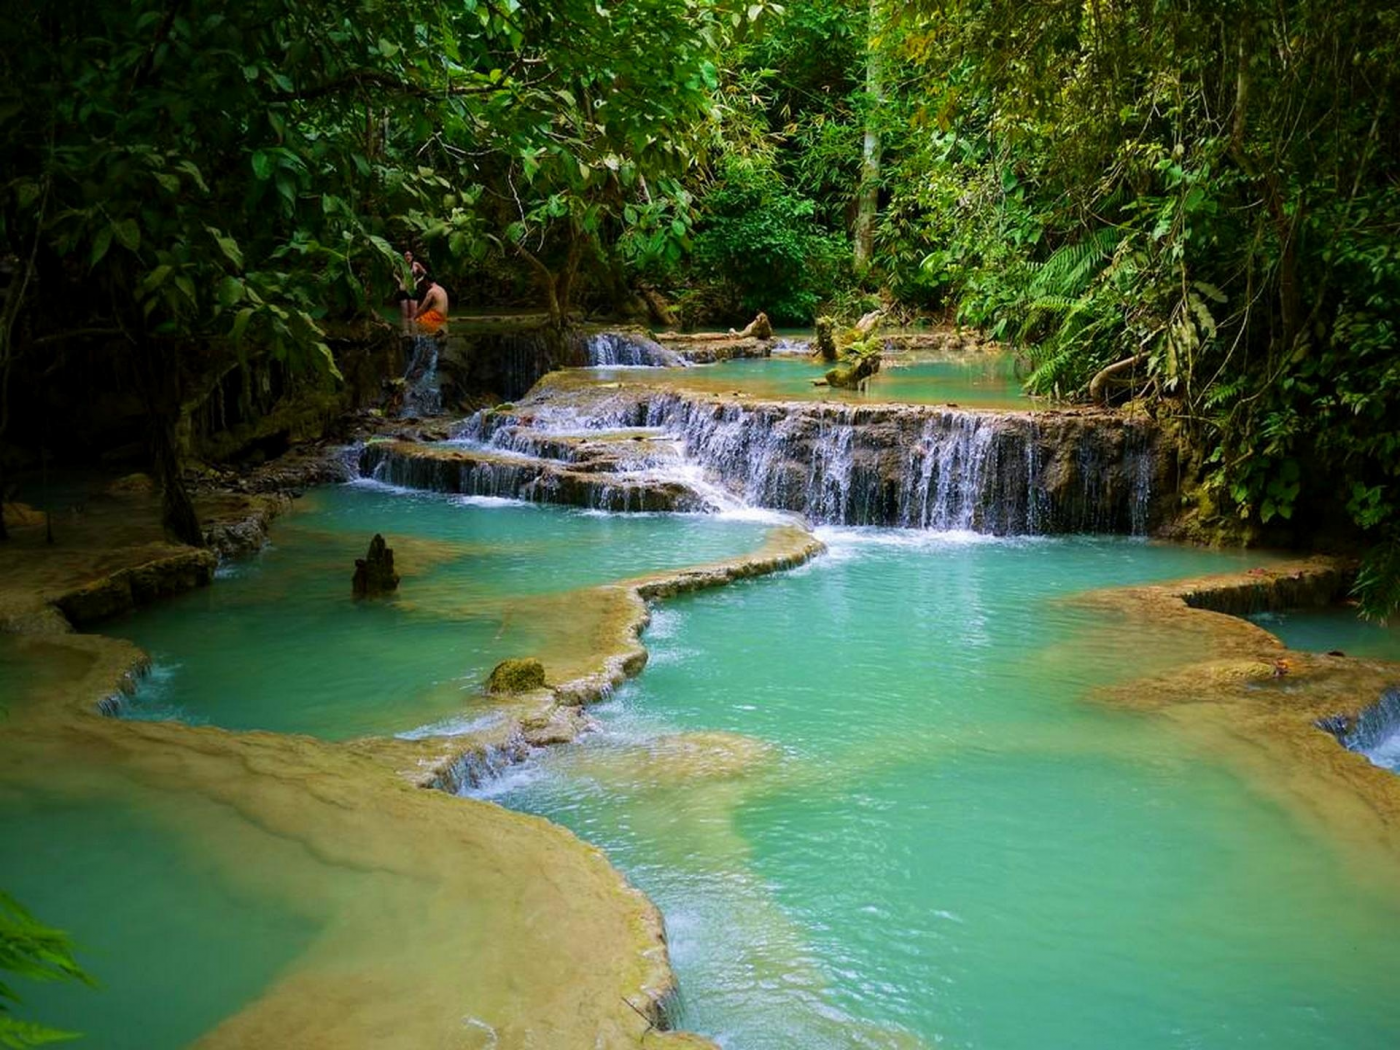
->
[486, 657, 547, 693]
[352, 533, 400, 599]
[360, 439, 699, 513]
[55, 551, 218, 627]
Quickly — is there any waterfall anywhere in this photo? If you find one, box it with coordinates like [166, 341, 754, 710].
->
[369, 388, 1165, 535]
[632, 394, 1160, 533]
[401, 335, 442, 417]
[1343, 688, 1400, 772]
[585, 332, 687, 368]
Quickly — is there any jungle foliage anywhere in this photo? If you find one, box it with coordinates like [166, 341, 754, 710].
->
[879, 0, 1400, 613]
[0, 0, 775, 542]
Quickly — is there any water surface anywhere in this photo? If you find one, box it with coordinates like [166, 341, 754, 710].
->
[1251, 606, 1400, 661]
[0, 785, 319, 1050]
[101, 483, 770, 739]
[590, 353, 1034, 409]
[494, 531, 1400, 1050]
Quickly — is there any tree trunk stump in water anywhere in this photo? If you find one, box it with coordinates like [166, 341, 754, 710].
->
[352, 533, 400, 598]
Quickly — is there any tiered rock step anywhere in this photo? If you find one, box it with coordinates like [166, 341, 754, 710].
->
[363, 375, 1179, 534]
[359, 429, 709, 513]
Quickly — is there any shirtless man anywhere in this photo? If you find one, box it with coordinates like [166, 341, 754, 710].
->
[412, 274, 450, 336]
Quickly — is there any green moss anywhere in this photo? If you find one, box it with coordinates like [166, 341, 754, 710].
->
[485, 657, 547, 694]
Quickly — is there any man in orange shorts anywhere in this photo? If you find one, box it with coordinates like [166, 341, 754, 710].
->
[412, 273, 450, 335]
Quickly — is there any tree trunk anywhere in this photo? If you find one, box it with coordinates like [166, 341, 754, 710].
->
[853, 0, 884, 273]
[151, 410, 203, 546]
[137, 341, 204, 547]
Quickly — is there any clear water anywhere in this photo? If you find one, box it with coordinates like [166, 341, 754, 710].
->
[1249, 608, 1400, 774]
[1251, 607, 1400, 661]
[600, 354, 1034, 409]
[100, 482, 770, 739]
[494, 530, 1400, 1050]
[0, 787, 319, 1050]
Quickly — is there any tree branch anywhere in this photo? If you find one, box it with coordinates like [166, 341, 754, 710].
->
[1088, 353, 1148, 403]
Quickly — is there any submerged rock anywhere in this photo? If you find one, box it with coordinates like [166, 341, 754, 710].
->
[486, 657, 548, 694]
[352, 533, 400, 599]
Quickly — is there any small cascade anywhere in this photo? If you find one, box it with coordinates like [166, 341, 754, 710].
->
[585, 331, 687, 368]
[431, 732, 534, 794]
[770, 337, 812, 355]
[1342, 688, 1400, 772]
[401, 335, 442, 417]
[368, 385, 1168, 535]
[627, 394, 1161, 533]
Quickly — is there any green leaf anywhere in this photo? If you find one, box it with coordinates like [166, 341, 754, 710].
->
[90, 226, 112, 267]
[113, 219, 140, 252]
[175, 160, 208, 192]
[216, 275, 243, 307]
[207, 228, 244, 268]
[315, 341, 343, 380]
[143, 264, 173, 292]
[251, 151, 273, 181]
[367, 234, 396, 261]
[153, 172, 179, 194]
[230, 307, 254, 343]
[15, 181, 40, 209]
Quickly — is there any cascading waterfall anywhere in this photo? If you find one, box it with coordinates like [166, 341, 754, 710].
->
[630, 393, 1160, 533]
[368, 386, 1166, 535]
[1343, 688, 1400, 772]
[401, 335, 442, 417]
[585, 331, 687, 368]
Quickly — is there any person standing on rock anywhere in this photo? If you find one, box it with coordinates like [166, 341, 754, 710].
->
[412, 272, 450, 336]
[394, 250, 426, 331]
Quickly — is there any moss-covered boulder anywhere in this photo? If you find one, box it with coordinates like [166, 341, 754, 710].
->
[825, 353, 881, 390]
[485, 657, 547, 693]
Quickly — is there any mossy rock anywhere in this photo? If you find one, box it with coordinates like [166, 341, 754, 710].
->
[485, 657, 547, 693]
[825, 353, 880, 390]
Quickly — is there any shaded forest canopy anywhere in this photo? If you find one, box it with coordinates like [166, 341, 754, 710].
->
[0, 0, 1396, 614]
